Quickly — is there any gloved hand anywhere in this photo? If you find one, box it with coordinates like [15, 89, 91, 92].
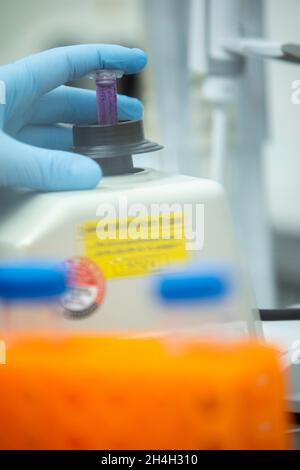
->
[0, 45, 147, 191]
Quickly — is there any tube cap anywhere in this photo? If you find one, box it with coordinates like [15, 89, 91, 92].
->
[155, 265, 232, 303]
[0, 261, 68, 300]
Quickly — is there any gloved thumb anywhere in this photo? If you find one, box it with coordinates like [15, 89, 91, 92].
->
[0, 133, 101, 191]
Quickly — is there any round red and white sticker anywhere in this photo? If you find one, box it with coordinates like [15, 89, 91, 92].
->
[62, 257, 106, 319]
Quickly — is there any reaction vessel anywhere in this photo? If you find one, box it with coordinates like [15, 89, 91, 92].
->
[0, 261, 67, 334]
[89, 69, 123, 126]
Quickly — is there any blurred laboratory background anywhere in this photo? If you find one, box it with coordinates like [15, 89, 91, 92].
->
[0, 0, 300, 309]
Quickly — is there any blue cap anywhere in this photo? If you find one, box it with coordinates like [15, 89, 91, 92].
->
[155, 264, 233, 303]
[0, 261, 68, 300]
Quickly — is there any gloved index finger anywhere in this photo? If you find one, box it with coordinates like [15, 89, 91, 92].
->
[9, 44, 147, 104]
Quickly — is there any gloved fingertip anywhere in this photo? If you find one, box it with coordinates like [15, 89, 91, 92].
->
[118, 96, 144, 121]
[128, 98, 144, 120]
[69, 156, 102, 190]
[131, 48, 148, 69]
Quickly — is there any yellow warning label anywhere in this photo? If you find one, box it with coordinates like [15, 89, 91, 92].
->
[80, 213, 188, 279]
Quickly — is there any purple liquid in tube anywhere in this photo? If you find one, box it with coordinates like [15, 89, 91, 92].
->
[96, 78, 118, 126]
[89, 70, 123, 126]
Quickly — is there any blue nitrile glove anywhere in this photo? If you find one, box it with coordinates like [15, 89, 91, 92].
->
[0, 45, 147, 191]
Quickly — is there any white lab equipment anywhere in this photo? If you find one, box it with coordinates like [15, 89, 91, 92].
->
[188, 0, 275, 309]
[143, 0, 192, 174]
[0, 112, 256, 333]
[0, 166, 256, 331]
[188, 0, 300, 309]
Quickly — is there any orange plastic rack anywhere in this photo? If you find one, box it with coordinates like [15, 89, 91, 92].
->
[0, 335, 291, 450]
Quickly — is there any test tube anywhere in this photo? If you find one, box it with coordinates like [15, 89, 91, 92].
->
[0, 261, 68, 335]
[89, 69, 123, 126]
